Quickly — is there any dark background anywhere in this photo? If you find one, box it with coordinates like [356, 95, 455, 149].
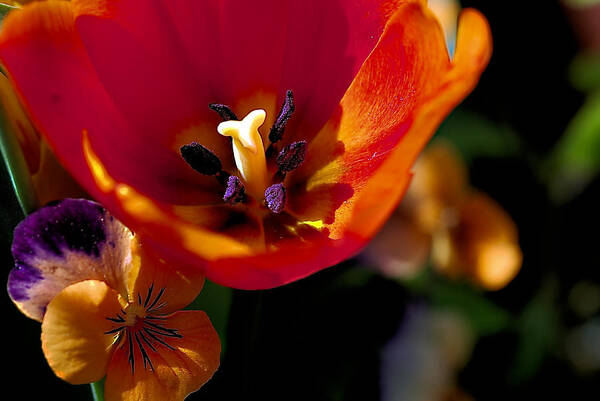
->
[2, 1, 598, 400]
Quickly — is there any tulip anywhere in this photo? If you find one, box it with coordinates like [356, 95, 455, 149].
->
[0, 0, 492, 289]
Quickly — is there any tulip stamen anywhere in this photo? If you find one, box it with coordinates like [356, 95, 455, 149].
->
[209, 103, 238, 121]
[223, 175, 246, 204]
[266, 90, 295, 158]
[182, 92, 300, 213]
[264, 183, 286, 214]
[180, 142, 231, 187]
[273, 140, 307, 182]
[269, 90, 295, 144]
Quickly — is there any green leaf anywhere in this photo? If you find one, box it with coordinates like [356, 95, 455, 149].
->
[403, 269, 512, 337]
[0, 3, 18, 21]
[562, 0, 600, 8]
[434, 109, 522, 164]
[0, 86, 38, 215]
[569, 52, 600, 92]
[185, 279, 233, 354]
[545, 91, 600, 203]
[428, 282, 511, 337]
[508, 277, 560, 384]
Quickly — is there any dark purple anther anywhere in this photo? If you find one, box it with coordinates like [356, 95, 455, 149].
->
[268, 90, 295, 143]
[264, 183, 286, 214]
[180, 142, 222, 176]
[223, 175, 246, 204]
[209, 103, 238, 121]
[276, 140, 307, 173]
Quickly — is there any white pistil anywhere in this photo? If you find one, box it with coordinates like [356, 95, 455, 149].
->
[217, 109, 269, 200]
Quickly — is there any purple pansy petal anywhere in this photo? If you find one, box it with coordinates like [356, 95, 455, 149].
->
[7, 199, 133, 321]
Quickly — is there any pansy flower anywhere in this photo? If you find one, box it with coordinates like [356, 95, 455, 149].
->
[365, 142, 522, 290]
[7, 198, 220, 401]
[0, 0, 492, 289]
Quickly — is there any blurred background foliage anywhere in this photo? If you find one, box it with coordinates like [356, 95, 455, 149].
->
[2, 0, 600, 400]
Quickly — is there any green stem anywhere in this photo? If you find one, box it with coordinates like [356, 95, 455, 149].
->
[90, 380, 105, 401]
[220, 289, 264, 398]
[0, 100, 38, 215]
[0, 3, 19, 20]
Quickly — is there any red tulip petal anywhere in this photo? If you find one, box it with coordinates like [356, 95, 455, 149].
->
[288, 6, 492, 245]
[75, 0, 414, 149]
[276, 0, 424, 145]
[72, 0, 235, 174]
[0, 2, 223, 206]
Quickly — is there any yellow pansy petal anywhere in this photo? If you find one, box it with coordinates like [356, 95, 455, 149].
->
[41, 280, 123, 384]
[125, 237, 206, 314]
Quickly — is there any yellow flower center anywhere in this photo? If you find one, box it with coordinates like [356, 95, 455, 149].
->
[217, 109, 269, 199]
[124, 303, 147, 326]
[105, 284, 181, 373]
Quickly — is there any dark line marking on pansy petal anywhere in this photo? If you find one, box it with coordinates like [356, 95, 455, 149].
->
[134, 332, 154, 372]
[145, 328, 182, 341]
[145, 315, 168, 321]
[268, 90, 295, 144]
[209, 103, 238, 121]
[265, 183, 286, 214]
[143, 328, 176, 351]
[138, 330, 157, 353]
[127, 331, 135, 373]
[104, 326, 126, 335]
[146, 287, 166, 311]
[144, 321, 183, 338]
[107, 315, 125, 323]
[137, 292, 143, 306]
[180, 142, 223, 176]
[147, 301, 168, 314]
[143, 283, 154, 308]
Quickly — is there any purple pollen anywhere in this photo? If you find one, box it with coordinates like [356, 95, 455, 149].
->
[269, 90, 295, 143]
[209, 103, 238, 121]
[223, 175, 246, 204]
[276, 140, 307, 173]
[265, 183, 286, 214]
[180, 142, 222, 176]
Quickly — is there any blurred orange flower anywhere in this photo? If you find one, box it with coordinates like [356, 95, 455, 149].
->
[367, 142, 522, 290]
